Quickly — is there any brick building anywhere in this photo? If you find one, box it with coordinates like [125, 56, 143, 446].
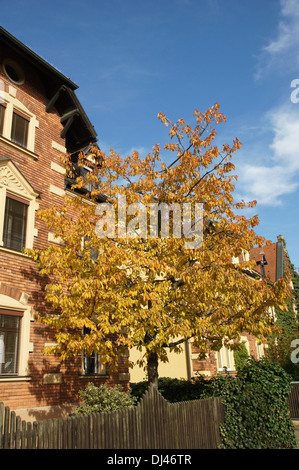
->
[0, 27, 129, 420]
[190, 237, 288, 378]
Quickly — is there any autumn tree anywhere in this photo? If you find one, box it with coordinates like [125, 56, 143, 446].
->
[26, 103, 290, 387]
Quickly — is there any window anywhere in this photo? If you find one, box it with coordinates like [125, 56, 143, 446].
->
[217, 345, 235, 371]
[11, 110, 29, 148]
[3, 195, 28, 252]
[83, 351, 101, 375]
[82, 327, 106, 375]
[0, 310, 23, 376]
[0, 159, 39, 254]
[83, 351, 106, 375]
[82, 166, 93, 193]
[0, 83, 39, 154]
[0, 295, 33, 379]
[257, 342, 265, 359]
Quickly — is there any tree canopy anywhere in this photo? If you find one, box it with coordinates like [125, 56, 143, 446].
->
[26, 103, 290, 385]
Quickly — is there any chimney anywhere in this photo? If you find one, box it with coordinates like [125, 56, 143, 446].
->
[276, 235, 284, 280]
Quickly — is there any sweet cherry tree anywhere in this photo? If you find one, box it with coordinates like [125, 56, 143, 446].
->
[27, 103, 289, 386]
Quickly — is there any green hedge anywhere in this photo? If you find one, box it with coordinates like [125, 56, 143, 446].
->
[130, 375, 210, 403]
[210, 358, 296, 448]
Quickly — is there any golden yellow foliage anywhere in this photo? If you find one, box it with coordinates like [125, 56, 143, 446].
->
[26, 104, 289, 383]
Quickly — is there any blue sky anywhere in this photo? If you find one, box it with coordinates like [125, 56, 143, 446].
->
[1, 0, 299, 270]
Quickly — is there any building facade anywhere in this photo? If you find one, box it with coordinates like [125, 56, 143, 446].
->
[0, 27, 129, 420]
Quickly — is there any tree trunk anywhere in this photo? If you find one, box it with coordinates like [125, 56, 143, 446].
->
[147, 351, 159, 388]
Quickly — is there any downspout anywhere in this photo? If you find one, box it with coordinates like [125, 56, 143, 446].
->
[185, 339, 192, 381]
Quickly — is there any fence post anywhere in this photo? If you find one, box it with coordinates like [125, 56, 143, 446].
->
[0, 402, 3, 449]
[3, 406, 10, 449]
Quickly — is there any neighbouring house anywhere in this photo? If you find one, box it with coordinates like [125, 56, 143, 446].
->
[0, 27, 129, 421]
[130, 235, 295, 382]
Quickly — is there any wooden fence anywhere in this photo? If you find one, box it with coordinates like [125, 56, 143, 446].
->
[0, 385, 225, 449]
[289, 383, 299, 418]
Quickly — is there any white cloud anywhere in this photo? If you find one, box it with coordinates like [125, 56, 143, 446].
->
[236, 105, 299, 206]
[243, 1, 299, 205]
[256, 0, 299, 78]
[265, 0, 299, 53]
[237, 164, 297, 206]
[268, 107, 299, 171]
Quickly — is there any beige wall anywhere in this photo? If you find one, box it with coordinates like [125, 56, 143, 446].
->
[129, 340, 192, 382]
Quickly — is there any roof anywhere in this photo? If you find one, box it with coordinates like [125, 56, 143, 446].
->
[0, 27, 78, 90]
[0, 27, 97, 153]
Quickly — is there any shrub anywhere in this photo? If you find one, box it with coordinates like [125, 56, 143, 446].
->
[75, 382, 137, 415]
[130, 376, 210, 403]
[210, 357, 296, 449]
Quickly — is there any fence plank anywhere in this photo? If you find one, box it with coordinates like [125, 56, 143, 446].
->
[15, 416, 21, 449]
[0, 402, 3, 449]
[32, 421, 38, 449]
[20, 420, 26, 449]
[289, 383, 299, 418]
[3, 407, 10, 449]
[9, 410, 15, 449]
[62, 418, 68, 449]
[26, 422, 32, 449]
[37, 420, 43, 449]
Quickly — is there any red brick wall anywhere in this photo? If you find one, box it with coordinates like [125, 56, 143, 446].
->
[191, 333, 263, 377]
[0, 51, 128, 411]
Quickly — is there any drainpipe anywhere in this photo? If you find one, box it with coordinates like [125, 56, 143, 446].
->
[185, 339, 192, 381]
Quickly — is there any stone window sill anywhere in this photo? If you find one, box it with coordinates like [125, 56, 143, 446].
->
[0, 136, 38, 160]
